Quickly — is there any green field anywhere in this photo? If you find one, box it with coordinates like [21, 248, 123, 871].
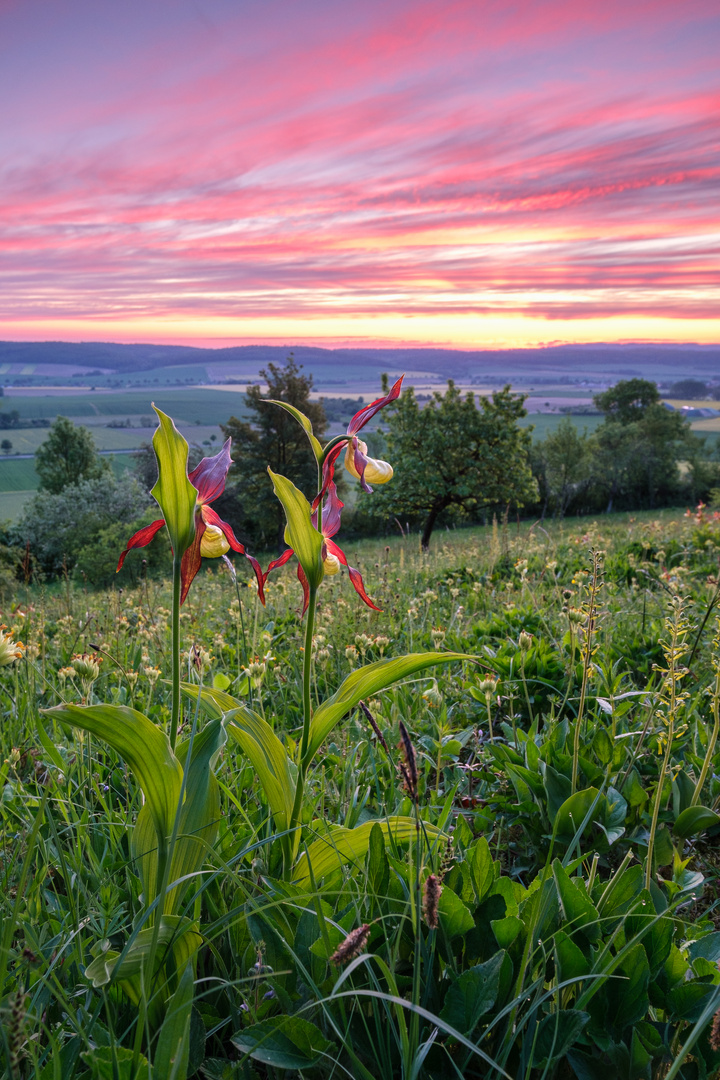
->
[2, 387, 250, 423]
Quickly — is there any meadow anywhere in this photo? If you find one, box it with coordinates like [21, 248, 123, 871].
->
[1, 489, 720, 1078]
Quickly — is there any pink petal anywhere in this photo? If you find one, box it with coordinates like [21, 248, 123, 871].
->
[188, 438, 233, 505]
[297, 563, 310, 616]
[117, 519, 166, 572]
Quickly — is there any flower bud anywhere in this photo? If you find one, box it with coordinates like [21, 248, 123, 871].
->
[519, 631, 533, 652]
[0, 628, 24, 667]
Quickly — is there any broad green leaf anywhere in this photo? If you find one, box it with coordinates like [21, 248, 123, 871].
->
[554, 930, 590, 985]
[267, 399, 323, 462]
[81, 1047, 150, 1080]
[607, 942, 650, 1030]
[84, 916, 201, 991]
[225, 706, 296, 832]
[232, 1015, 334, 1071]
[268, 469, 324, 589]
[534, 1010, 589, 1067]
[292, 816, 443, 885]
[542, 763, 572, 822]
[438, 887, 475, 938]
[43, 703, 182, 848]
[439, 952, 505, 1033]
[463, 837, 495, 905]
[150, 405, 197, 557]
[154, 962, 194, 1080]
[136, 720, 227, 914]
[554, 787, 603, 840]
[673, 805, 720, 840]
[491, 915, 523, 948]
[180, 682, 243, 719]
[305, 652, 473, 763]
[552, 860, 601, 942]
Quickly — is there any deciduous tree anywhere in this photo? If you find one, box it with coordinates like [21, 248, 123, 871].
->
[370, 380, 537, 550]
[35, 415, 109, 494]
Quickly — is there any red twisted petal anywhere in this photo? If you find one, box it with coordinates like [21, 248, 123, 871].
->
[179, 516, 206, 604]
[117, 519, 166, 572]
[347, 375, 404, 436]
[202, 504, 245, 552]
[297, 563, 310, 616]
[324, 538, 381, 611]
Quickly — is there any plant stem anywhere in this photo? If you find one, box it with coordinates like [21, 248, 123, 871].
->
[691, 671, 720, 806]
[170, 554, 181, 751]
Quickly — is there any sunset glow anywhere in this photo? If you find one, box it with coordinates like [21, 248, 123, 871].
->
[1, 0, 718, 347]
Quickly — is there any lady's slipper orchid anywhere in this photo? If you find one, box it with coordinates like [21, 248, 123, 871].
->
[118, 439, 264, 604]
[320, 376, 403, 497]
[264, 476, 380, 613]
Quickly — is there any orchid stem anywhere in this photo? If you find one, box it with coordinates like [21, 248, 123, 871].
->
[170, 554, 181, 751]
[300, 583, 317, 764]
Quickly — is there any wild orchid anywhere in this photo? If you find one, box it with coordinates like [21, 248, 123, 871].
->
[263, 470, 379, 612]
[118, 430, 264, 604]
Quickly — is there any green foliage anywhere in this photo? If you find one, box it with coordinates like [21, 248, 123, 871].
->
[35, 414, 110, 494]
[369, 380, 537, 549]
[11, 471, 150, 577]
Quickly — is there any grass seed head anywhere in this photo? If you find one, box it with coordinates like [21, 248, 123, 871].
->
[330, 923, 371, 966]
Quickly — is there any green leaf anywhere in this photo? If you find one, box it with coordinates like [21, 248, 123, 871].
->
[42, 703, 182, 849]
[212, 672, 231, 691]
[593, 728, 613, 765]
[673, 805, 720, 840]
[607, 942, 650, 1031]
[534, 1010, 589, 1067]
[81, 1047, 150, 1080]
[554, 931, 590, 985]
[463, 837, 496, 905]
[84, 916, 201, 991]
[150, 405, 197, 557]
[439, 952, 506, 1033]
[154, 962, 194, 1080]
[366, 822, 389, 903]
[225, 706, 296, 833]
[267, 400, 323, 462]
[292, 816, 443, 885]
[542, 763, 572, 821]
[438, 887, 475, 938]
[552, 860, 601, 942]
[305, 652, 472, 763]
[180, 682, 242, 720]
[554, 787, 603, 840]
[491, 915, 523, 948]
[232, 1015, 334, 1071]
[267, 470, 324, 589]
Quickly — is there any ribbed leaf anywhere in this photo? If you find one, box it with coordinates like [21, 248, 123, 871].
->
[267, 400, 323, 462]
[84, 916, 201, 991]
[225, 706, 296, 832]
[293, 816, 443, 884]
[305, 652, 473, 763]
[43, 703, 182, 847]
[180, 682, 243, 720]
[134, 718, 227, 913]
[154, 962, 194, 1080]
[151, 405, 197, 557]
[268, 469, 324, 589]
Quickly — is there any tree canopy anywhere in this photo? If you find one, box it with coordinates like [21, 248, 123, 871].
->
[35, 415, 109, 494]
[220, 357, 328, 550]
[369, 380, 537, 550]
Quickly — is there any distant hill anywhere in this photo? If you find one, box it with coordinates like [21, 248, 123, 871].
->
[0, 340, 718, 388]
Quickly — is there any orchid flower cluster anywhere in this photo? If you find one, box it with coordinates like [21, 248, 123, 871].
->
[117, 377, 403, 611]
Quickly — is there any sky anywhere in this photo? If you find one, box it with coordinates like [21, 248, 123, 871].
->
[1, 0, 719, 349]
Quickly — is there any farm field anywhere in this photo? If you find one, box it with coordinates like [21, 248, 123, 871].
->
[1, 502, 720, 1077]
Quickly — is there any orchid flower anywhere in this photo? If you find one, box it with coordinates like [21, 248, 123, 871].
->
[118, 438, 264, 604]
[264, 470, 379, 613]
[318, 376, 404, 499]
